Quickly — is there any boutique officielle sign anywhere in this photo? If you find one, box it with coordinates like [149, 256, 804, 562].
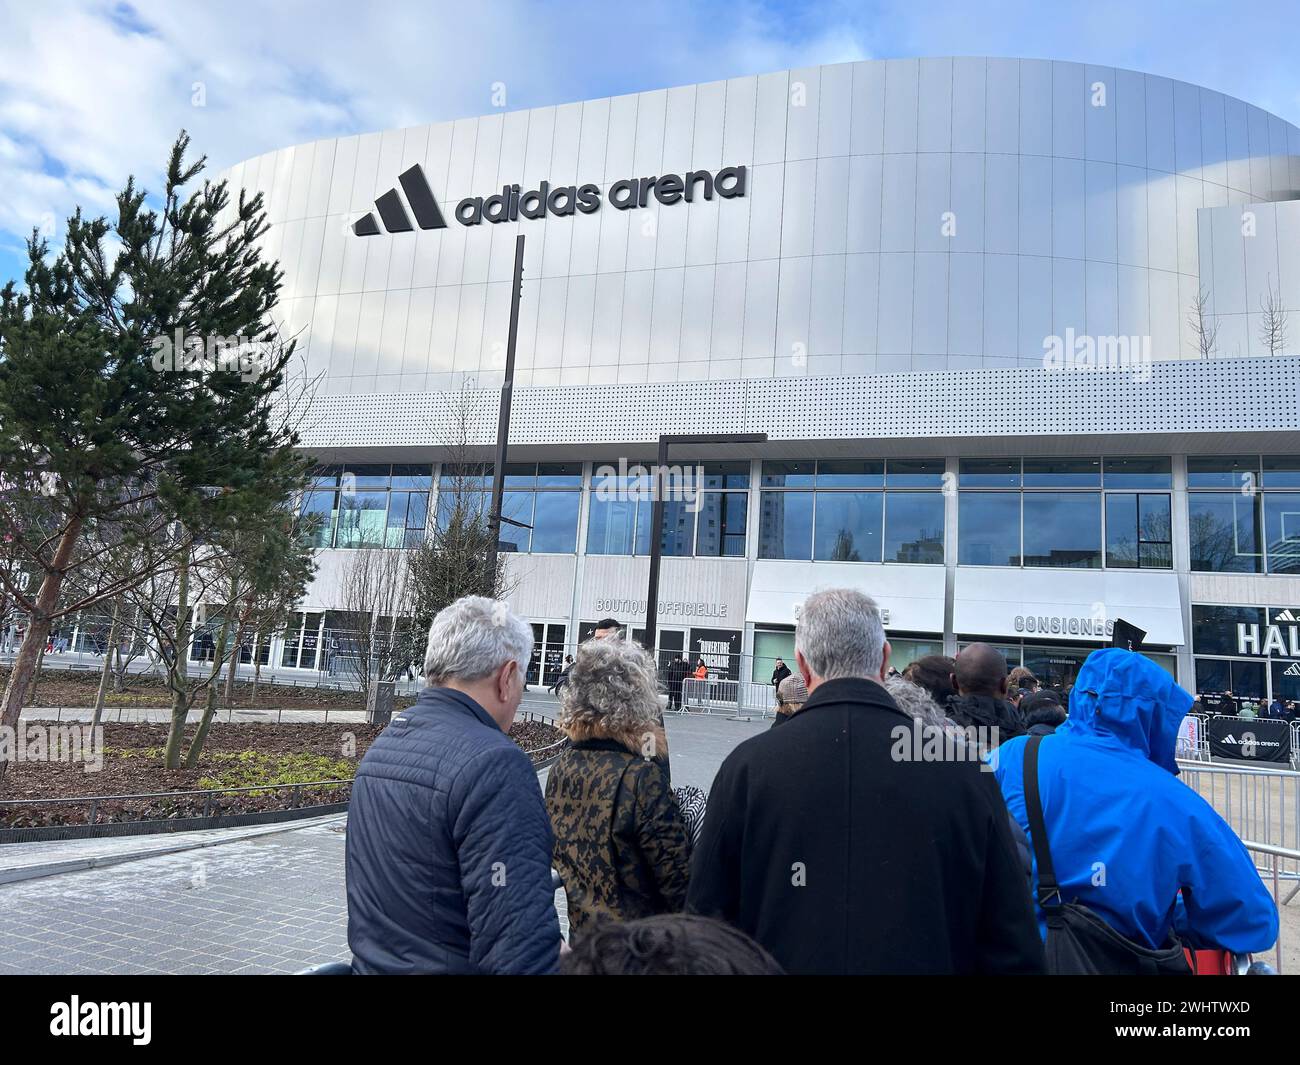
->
[353, 163, 748, 236]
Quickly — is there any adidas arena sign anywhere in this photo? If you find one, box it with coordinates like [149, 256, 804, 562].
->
[354, 163, 747, 236]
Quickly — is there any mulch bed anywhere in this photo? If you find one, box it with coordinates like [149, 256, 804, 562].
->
[0, 667, 381, 710]
[0, 717, 566, 829]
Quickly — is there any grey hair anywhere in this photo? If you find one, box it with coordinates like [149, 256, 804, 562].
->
[423, 596, 533, 684]
[884, 675, 949, 729]
[795, 588, 885, 681]
[559, 637, 662, 741]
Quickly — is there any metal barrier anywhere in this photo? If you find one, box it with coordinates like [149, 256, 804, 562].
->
[1241, 840, 1299, 974]
[1177, 760, 1300, 900]
[679, 677, 775, 718]
[1293, 722, 1300, 770]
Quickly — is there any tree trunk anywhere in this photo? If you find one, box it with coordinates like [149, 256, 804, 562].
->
[29, 644, 46, 707]
[184, 609, 234, 768]
[252, 637, 263, 705]
[90, 602, 121, 734]
[162, 544, 192, 769]
[0, 515, 83, 785]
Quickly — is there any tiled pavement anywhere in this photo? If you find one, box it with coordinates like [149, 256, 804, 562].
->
[0, 710, 767, 974]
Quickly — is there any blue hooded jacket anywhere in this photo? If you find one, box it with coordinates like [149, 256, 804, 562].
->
[992, 648, 1278, 953]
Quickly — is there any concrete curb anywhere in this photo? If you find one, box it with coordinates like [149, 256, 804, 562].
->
[0, 813, 347, 887]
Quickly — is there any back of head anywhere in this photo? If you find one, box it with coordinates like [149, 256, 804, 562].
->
[953, 643, 1009, 698]
[560, 914, 785, 975]
[1008, 665, 1039, 693]
[423, 596, 533, 686]
[1019, 689, 1066, 728]
[1065, 648, 1194, 774]
[884, 674, 948, 728]
[777, 672, 810, 712]
[795, 588, 885, 682]
[559, 636, 661, 748]
[904, 654, 957, 705]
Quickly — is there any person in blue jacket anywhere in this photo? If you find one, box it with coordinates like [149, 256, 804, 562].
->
[992, 647, 1278, 955]
[346, 596, 561, 974]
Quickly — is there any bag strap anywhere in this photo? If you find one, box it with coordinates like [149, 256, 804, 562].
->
[1022, 734, 1062, 911]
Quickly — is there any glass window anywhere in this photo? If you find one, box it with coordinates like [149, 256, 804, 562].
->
[887, 638, 945, 671]
[390, 464, 433, 490]
[1105, 493, 1171, 569]
[659, 499, 696, 557]
[1022, 457, 1101, 487]
[336, 491, 389, 548]
[701, 461, 750, 489]
[813, 491, 882, 561]
[886, 458, 946, 487]
[958, 492, 1020, 565]
[531, 492, 580, 552]
[816, 460, 885, 488]
[759, 491, 813, 559]
[1103, 457, 1172, 489]
[301, 490, 338, 548]
[752, 628, 796, 683]
[435, 486, 487, 533]
[498, 491, 534, 553]
[697, 492, 747, 557]
[1262, 455, 1300, 489]
[536, 462, 584, 488]
[1271, 660, 1300, 703]
[1187, 455, 1259, 489]
[503, 463, 537, 489]
[342, 464, 392, 489]
[587, 497, 639, 555]
[1191, 605, 1265, 656]
[1195, 658, 1265, 700]
[1189, 493, 1262, 572]
[1264, 493, 1300, 574]
[884, 493, 944, 563]
[761, 461, 815, 487]
[959, 458, 1020, 487]
[1022, 492, 1101, 567]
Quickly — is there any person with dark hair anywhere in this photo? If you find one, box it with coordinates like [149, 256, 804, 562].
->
[592, 618, 622, 640]
[947, 642, 1026, 742]
[560, 914, 784, 975]
[1019, 689, 1066, 736]
[665, 654, 689, 711]
[902, 654, 957, 706]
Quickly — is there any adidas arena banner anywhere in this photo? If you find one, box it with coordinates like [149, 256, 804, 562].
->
[354, 163, 746, 236]
[1205, 715, 1292, 764]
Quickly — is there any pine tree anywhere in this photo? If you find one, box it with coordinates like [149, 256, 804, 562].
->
[0, 132, 306, 776]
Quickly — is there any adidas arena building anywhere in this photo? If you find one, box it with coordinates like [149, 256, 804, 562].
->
[215, 56, 1300, 706]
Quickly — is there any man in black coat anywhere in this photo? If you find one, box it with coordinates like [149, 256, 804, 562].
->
[687, 589, 1045, 975]
[666, 655, 689, 711]
[945, 642, 1027, 743]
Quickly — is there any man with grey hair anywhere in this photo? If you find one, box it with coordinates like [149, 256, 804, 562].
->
[346, 596, 561, 974]
[688, 588, 1044, 975]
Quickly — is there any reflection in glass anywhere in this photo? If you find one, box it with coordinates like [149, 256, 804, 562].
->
[813, 492, 883, 562]
[1022, 493, 1101, 567]
[1188, 493, 1262, 572]
[958, 492, 1020, 565]
[884, 493, 944, 563]
[759, 491, 813, 559]
[1264, 493, 1300, 574]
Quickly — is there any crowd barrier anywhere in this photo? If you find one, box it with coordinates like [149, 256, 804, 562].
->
[678, 677, 775, 718]
[1177, 760, 1300, 902]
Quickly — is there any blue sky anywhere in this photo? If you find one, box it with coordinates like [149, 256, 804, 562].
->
[2, 0, 1299, 284]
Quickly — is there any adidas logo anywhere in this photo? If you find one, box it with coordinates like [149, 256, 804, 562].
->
[1285, 662, 1300, 676]
[353, 165, 447, 236]
[353, 163, 747, 236]
[1274, 608, 1297, 622]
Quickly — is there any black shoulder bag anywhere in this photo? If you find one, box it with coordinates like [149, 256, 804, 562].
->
[1022, 735, 1190, 975]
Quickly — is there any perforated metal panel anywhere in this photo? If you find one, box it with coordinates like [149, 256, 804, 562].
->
[296, 355, 1300, 450]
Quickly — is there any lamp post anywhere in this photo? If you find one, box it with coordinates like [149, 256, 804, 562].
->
[643, 432, 768, 656]
[486, 234, 527, 584]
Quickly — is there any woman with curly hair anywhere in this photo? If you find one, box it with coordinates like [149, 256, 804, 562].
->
[544, 638, 691, 940]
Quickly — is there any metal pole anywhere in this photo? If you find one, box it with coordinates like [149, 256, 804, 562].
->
[487, 234, 526, 585]
[643, 435, 671, 653]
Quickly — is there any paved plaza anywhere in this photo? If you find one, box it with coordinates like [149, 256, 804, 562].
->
[0, 710, 766, 974]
